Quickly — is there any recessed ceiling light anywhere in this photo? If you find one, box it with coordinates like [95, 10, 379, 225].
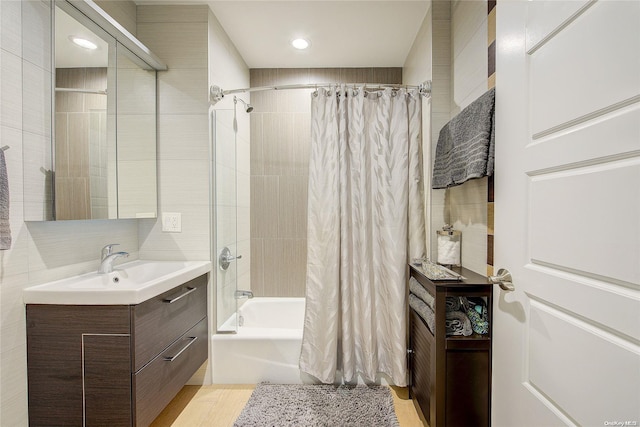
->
[291, 38, 310, 50]
[69, 36, 97, 50]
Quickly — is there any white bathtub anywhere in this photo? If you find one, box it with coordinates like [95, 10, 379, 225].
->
[212, 297, 306, 384]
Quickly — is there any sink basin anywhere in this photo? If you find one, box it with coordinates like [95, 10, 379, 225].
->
[23, 260, 212, 305]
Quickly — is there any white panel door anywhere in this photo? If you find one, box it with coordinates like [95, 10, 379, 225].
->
[493, 1, 640, 426]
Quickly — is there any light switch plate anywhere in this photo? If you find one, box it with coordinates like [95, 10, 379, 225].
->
[162, 212, 181, 232]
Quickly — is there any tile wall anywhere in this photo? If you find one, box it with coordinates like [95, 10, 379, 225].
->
[250, 68, 402, 297]
[1, 3, 139, 425]
[0, 0, 250, 420]
[134, 4, 250, 343]
[208, 8, 251, 329]
[403, 6, 433, 250]
[54, 67, 108, 220]
[425, 0, 490, 275]
[136, 5, 211, 262]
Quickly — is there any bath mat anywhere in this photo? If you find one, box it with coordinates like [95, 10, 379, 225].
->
[234, 383, 400, 427]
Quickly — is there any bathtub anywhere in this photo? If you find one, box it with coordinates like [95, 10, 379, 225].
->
[212, 297, 307, 384]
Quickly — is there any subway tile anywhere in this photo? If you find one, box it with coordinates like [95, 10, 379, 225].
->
[137, 22, 208, 69]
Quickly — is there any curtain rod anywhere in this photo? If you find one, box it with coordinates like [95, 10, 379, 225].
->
[210, 81, 431, 104]
[55, 87, 107, 95]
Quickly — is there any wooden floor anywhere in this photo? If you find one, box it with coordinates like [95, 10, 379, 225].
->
[151, 384, 425, 427]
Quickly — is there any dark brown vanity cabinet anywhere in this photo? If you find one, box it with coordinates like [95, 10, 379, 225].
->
[408, 265, 493, 427]
[26, 274, 208, 427]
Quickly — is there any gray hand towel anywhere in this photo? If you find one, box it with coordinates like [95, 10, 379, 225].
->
[432, 87, 495, 189]
[409, 277, 435, 311]
[0, 149, 11, 250]
[409, 294, 436, 335]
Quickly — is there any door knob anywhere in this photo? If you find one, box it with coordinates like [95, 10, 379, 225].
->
[489, 268, 515, 291]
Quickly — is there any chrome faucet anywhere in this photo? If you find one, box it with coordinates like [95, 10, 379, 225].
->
[234, 290, 254, 299]
[99, 244, 129, 274]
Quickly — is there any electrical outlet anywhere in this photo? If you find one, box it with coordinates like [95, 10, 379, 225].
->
[162, 212, 181, 232]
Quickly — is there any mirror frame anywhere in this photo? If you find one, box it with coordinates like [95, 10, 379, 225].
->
[24, 0, 167, 222]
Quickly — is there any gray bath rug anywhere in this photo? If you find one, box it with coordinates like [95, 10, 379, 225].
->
[234, 383, 400, 427]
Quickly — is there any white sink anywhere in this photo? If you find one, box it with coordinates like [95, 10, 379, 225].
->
[23, 260, 212, 305]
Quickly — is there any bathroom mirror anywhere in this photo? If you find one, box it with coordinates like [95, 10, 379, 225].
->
[23, 1, 161, 221]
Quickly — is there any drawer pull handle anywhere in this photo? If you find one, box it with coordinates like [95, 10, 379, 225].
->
[163, 287, 197, 304]
[163, 336, 198, 362]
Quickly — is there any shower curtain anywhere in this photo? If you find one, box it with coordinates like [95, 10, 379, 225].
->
[300, 86, 426, 386]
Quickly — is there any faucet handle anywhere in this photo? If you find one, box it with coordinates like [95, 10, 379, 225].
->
[101, 244, 119, 260]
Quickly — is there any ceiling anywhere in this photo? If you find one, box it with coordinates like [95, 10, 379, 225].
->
[139, 1, 431, 69]
[56, 6, 110, 68]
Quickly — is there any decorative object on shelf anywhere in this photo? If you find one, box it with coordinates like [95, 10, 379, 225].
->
[437, 225, 461, 267]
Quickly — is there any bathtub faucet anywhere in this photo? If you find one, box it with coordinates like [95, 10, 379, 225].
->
[234, 290, 254, 299]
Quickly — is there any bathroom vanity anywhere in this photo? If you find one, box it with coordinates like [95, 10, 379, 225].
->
[408, 264, 493, 427]
[24, 265, 209, 427]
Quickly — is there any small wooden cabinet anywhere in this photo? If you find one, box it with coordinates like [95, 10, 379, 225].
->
[26, 274, 208, 427]
[408, 265, 493, 427]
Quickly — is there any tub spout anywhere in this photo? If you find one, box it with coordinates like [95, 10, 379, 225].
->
[235, 290, 253, 299]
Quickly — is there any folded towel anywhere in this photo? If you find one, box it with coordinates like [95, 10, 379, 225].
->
[409, 294, 435, 335]
[445, 296, 461, 312]
[432, 88, 495, 189]
[445, 310, 473, 336]
[0, 149, 11, 250]
[409, 277, 435, 311]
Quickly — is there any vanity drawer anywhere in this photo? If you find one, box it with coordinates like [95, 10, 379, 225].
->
[133, 317, 208, 427]
[131, 274, 207, 372]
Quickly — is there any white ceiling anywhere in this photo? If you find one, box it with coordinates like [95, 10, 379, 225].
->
[56, 6, 110, 68]
[139, 1, 431, 69]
